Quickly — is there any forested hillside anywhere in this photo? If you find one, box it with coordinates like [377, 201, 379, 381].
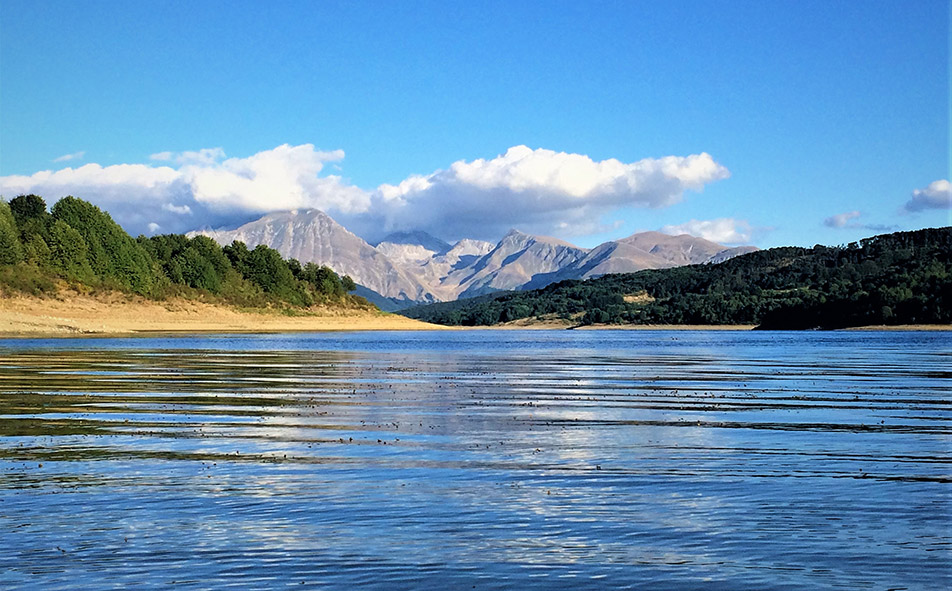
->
[402, 227, 952, 329]
[0, 194, 364, 310]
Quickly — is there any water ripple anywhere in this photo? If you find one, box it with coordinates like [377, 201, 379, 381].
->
[0, 330, 949, 589]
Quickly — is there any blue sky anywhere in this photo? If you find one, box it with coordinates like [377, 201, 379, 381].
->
[1, 0, 948, 247]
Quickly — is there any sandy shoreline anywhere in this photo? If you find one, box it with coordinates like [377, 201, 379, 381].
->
[0, 293, 443, 337]
[0, 293, 947, 337]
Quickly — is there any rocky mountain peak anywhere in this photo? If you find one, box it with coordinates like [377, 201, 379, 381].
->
[446, 239, 495, 258]
[189, 208, 430, 305]
[188, 210, 757, 310]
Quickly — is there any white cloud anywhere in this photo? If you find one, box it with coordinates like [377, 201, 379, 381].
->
[0, 144, 730, 241]
[364, 146, 729, 240]
[0, 144, 364, 236]
[905, 179, 951, 212]
[183, 144, 367, 214]
[147, 222, 161, 234]
[823, 210, 897, 232]
[53, 151, 86, 163]
[0, 162, 180, 197]
[176, 148, 226, 166]
[162, 203, 193, 215]
[149, 148, 225, 165]
[0, 162, 185, 236]
[661, 218, 753, 244]
[379, 146, 728, 205]
[824, 210, 862, 228]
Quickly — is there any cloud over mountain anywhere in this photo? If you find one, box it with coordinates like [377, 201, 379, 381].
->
[364, 146, 729, 241]
[1, 144, 729, 240]
[660, 218, 753, 244]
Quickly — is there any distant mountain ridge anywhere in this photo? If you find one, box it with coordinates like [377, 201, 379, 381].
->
[190, 209, 756, 308]
[373, 231, 453, 268]
[446, 230, 589, 299]
[402, 227, 952, 330]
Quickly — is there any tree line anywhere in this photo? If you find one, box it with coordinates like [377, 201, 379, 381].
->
[0, 194, 360, 309]
[402, 227, 952, 329]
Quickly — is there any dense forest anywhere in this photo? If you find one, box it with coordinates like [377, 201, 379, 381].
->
[0, 194, 363, 310]
[402, 227, 952, 329]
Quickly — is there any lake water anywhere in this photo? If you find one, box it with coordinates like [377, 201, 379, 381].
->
[0, 330, 949, 589]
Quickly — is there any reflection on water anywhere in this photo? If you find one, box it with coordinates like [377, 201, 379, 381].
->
[0, 330, 950, 590]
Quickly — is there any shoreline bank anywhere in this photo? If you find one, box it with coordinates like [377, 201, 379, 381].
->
[1, 294, 948, 337]
[0, 293, 443, 337]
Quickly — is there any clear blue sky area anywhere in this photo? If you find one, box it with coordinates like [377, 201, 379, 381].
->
[1, 0, 949, 247]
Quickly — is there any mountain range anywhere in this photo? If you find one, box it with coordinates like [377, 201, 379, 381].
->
[402, 227, 952, 330]
[191, 209, 756, 309]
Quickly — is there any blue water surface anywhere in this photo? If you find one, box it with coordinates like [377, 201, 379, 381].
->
[0, 330, 949, 589]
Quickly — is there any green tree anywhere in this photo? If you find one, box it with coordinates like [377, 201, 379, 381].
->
[188, 235, 231, 277]
[0, 201, 23, 264]
[302, 262, 344, 295]
[22, 235, 51, 265]
[223, 241, 251, 275]
[287, 258, 303, 279]
[46, 219, 92, 278]
[244, 244, 309, 305]
[8, 194, 50, 243]
[50, 196, 157, 293]
[8, 194, 48, 226]
[175, 247, 221, 292]
[141, 234, 189, 266]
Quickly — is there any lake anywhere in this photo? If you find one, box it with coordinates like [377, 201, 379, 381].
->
[0, 330, 949, 589]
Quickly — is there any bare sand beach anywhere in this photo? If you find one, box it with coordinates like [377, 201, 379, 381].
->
[0, 292, 442, 336]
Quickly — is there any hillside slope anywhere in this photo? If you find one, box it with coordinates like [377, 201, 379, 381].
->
[402, 227, 952, 330]
[1, 195, 370, 315]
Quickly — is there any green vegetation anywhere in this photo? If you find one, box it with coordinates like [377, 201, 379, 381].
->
[52, 196, 156, 293]
[402, 227, 952, 329]
[0, 194, 364, 311]
[0, 200, 23, 265]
